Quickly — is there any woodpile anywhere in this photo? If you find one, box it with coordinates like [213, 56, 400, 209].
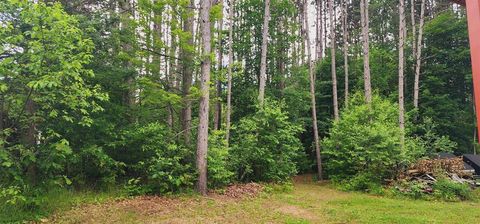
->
[406, 157, 469, 177]
[396, 156, 478, 192]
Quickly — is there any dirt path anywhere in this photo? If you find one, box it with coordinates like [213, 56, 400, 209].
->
[49, 176, 480, 224]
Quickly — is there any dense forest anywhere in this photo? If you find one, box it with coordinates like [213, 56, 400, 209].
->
[0, 0, 478, 222]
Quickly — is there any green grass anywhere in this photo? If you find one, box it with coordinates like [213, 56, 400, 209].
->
[0, 187, 122, 223]
[4, 179, 480, 223]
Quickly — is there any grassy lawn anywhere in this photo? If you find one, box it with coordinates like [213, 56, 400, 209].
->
[43, 176, 480, 224]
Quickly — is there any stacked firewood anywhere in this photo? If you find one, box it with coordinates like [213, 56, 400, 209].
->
[406, 157, 468, 177]
[395, 156, 477, 194]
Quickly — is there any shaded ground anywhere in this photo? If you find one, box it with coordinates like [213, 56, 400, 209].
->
[49, 175, 480, 224]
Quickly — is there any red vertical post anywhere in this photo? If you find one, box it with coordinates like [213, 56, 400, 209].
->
[466, 0, 480, 141]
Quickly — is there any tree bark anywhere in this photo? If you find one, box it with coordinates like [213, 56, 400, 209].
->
[399, 0, 406, 147]
[196, 0, 212, 196]
[304, 0, 323, 181]
[226, 0, 235, 146]
[258, 0, 270, 105]
[411, 0, 417, 66]
[329, 0, 339, 120]
[342, 0, 349, 108]
[413, 0, 426, 109]
[181, 0, 195, 145]
[360, 0, 372, 104]
[119, 0, 136, 112]
[214, 0, 224, 130]
[316, 0, 323, 60]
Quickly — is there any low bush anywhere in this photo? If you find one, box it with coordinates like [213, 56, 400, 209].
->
[323, 94, 424, 182]
[208, 130, 234, 188]
[334, 173, 384, 194]
[71, 145, 124, 188]
[433, 178, 472, 201]
[113, 123, 195, 194]
[230, 99, 304, 182]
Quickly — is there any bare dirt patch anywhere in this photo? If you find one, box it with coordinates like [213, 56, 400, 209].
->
[275, 204, 318, 220]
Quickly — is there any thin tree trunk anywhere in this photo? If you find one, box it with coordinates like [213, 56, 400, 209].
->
[316, 0, 323, 60]
[413, 0, 425, 109]
[399, 0, 406, 147]
[181, 0, 195, 145]
[24, 97, 37, 185]
[196, 0, 212, 196]
[342, 0, 349, 108]
[214, 0, 224, 130]
[258, 0, 270, 105]
[226, 0, 235, 146]
[167, 10, 177, 128]
[411, 0, 417, 66]
[119, 0, 135, 111]
[360, 0, 372, 104]
[304, 0, 323, 181]
[329, 0, 339, 120]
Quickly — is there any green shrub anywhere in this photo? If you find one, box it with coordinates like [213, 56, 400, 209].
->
[391, 180, 430, 200]
[335, 173, 384, 194]
[323, 94, 424, 181]
[433, 178, 472, 201]
[71, 145, 124, 188]
[413, 117, 457, 156]
[114, 123, 195, 194]
[208, 130, 234, 188]
[230, 99, 304, 182]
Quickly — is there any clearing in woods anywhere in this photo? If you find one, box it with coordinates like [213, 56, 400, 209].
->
[50, 176, 480, 224]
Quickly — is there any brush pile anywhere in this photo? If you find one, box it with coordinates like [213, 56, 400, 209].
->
[395, 156, 478, 194]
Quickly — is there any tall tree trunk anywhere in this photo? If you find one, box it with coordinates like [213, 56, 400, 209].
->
[342, 0, 349, 108]
[0, 95, 3, 137]
[360, 0, 372, 103]
[167, 10, 177, 128]
[304, 0, 323, 181]
[316, 0, 323, 60]
[196, 0, 212, 196]
[119, 0, 135, 112]
[24, 97, 37, 185]
[258, 0, 270, 105]
[411, 0, 417, 66]
[214, 0, 224, 130]
[181, 0, 195, 144]
[329, 0, 339, 120]
[399, 0, 406, 147]
[413, 0, 426, 109]
[226, 0, 235, 146]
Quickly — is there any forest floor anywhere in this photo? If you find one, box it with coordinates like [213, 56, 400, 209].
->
[45, 175, 480, 224]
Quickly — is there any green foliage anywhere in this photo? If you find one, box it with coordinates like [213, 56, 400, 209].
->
[421, 10, 473, 153]
[323, 94, 424, 180]
[433, 178, 472, 201]
[71, 145, 124, 188]
[414, 117, 457, 156]
[230, 100, 304, 182]
[334, 173, 384, 194]
[123, 178, 150, 197]
[0, 0, 106, 189]
[114, 123, 195, 194]
[0, 186, 122, 223]
[208, 130, 234, 188]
